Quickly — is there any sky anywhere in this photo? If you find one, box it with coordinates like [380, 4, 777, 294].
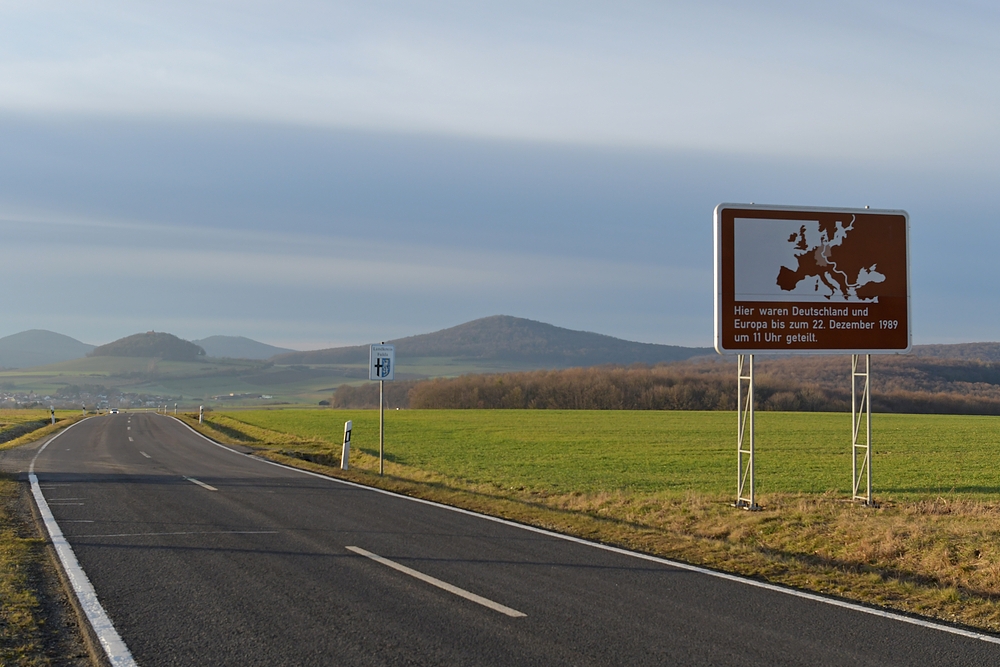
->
[1, 1, 999, 349]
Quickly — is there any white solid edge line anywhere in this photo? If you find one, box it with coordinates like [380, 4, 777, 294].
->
[346, 546, 526, 617]
[29, 420, 137, 666]
[75, 530, 279, 538]
[170, 416, 1000, 645]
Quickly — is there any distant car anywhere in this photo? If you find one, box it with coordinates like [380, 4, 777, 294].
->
[109, 408, 119, 414]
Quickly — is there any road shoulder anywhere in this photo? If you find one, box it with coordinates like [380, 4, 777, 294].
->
[2, 473, 96, 666]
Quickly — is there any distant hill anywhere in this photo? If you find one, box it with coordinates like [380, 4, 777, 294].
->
[89, 332, 206, 362]
[912, 343, 1000, 362]
[192, 336, 294, 360]
[0, 330, 94, 369]
[273, 315, 713, 368]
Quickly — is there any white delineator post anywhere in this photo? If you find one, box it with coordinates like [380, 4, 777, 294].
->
[341, 420, 352, 470]
[50, 407, 55, 424]
[199, 405, 204, 424]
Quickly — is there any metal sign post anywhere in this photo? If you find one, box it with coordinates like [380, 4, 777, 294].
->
[380, 381, 384, 474]
[735, 354, 759, 509]
[715, 204, 911, 507]
[369, 343, 395, 476]
[852, 354, 874, 505]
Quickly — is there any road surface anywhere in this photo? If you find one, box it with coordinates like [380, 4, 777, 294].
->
[4, 413, 997, 666]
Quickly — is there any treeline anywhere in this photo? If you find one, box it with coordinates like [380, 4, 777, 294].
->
[330, 364, 847, 412]
[331, 381, 419, 410]
[329, 356, 1000, 415]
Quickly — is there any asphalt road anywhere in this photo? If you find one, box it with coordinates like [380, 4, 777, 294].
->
[4, 413, 999, 666]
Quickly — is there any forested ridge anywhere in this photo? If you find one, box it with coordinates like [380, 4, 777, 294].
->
[331, 355, 1000, 414]
[89, 331, 206, 361]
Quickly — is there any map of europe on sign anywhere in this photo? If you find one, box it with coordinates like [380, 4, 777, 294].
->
[734, 216, 890, 303]
[715, 204, 910, 354]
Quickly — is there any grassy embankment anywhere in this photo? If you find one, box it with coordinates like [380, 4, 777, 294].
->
[0, 411, 85, 451]
[0, 410, 86, 665]
[182, 409, 1000, 633]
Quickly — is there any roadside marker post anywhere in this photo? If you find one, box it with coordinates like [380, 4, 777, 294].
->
[50, 407, 55, 424]
[199, 405, 204, 424]
[341, 420, 352, 470]
[369, 343, 395, 476]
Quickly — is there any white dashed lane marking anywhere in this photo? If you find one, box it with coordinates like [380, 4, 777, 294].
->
[184, 477, 218, 491]
[346, 546, 527, 618]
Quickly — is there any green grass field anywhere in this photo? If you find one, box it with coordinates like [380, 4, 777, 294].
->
[223, 409, 1000, 499]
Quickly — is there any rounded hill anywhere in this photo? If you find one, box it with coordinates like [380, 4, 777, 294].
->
[88, 332, 206, 362]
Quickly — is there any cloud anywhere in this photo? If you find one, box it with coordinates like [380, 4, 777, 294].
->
[1, 110, 999, 348]
[0, 210, 709, 346]
[0, 212, 703, 294]
[1, 2, 998, 161]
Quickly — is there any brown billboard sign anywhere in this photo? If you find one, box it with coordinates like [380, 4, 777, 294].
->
[715, 204, 911, 354]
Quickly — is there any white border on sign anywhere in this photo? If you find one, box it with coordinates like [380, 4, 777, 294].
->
[369, 344, 396, 381]
[713, 203, 912, 356]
